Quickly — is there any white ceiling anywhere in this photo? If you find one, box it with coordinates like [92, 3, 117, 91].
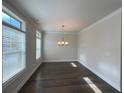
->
[8, 0, 121, 32]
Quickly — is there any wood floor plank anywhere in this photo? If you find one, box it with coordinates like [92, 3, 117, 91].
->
[18, 62, 121, 93]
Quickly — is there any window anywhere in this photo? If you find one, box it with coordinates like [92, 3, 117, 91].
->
[2, 8, 26, 83]
[2, 12, 21, 29]
[36, 31, 41, 59]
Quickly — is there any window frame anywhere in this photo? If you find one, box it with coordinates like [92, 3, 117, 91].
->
[2, 9, 26, 85]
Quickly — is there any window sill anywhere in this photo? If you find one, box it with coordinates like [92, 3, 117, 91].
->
[2, 68, 26, 89]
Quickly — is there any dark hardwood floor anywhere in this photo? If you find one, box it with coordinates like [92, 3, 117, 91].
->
[18, 62, 121, 93]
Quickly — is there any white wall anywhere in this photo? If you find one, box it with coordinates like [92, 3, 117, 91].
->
[43, 32, 78, 62]
[78, 8, 121, 91]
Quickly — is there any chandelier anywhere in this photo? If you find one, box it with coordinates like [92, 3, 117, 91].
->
[57, 25, 69, 46]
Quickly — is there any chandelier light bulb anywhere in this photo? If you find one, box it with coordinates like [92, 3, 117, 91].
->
[61, 41, 64, 44]
[65, 41, 69, 45]
[58, 41, 61, 45]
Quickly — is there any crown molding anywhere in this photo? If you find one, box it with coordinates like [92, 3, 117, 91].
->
[79, 7, 122, 34]
[43, 31, 78, 35]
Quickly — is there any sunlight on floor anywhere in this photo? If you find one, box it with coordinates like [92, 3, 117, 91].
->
[83, 77, 103, 93]
[70, 63, 77, 67]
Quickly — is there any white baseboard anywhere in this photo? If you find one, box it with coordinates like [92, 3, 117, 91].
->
[12, 63, 41, 93]
[43, 59, 78, 62]
[78, 59, 121, 92]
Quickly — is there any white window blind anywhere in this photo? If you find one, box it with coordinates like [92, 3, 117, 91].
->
[36, 31, 41, 59]
[2, 25, 26, 82]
